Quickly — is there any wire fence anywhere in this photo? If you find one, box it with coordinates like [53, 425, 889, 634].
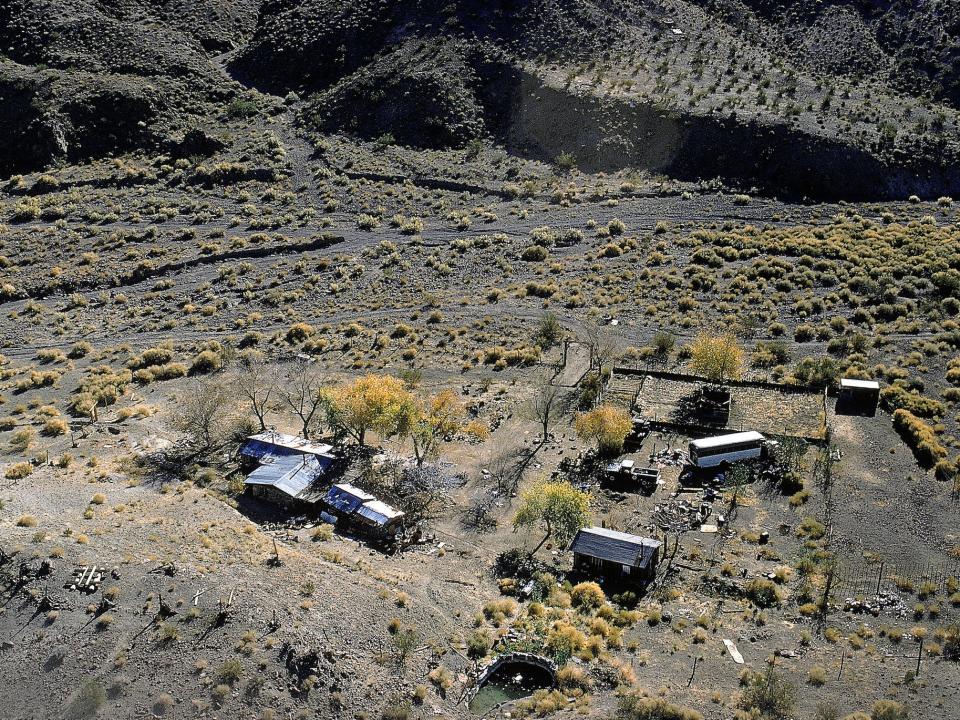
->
[835, 557, 960, 598]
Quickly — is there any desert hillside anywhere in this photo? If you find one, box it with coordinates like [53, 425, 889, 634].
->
[1, 3, 960, 720]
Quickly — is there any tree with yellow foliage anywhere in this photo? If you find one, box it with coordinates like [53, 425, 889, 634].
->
[513, 480, 590, 553]
[574, 404, 633, 455]
[323, 374, 417, 447]
[410, 389, 464, 466]
[689, 332, 744, 384]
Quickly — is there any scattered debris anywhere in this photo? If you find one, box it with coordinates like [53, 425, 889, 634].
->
[723, 639, 744, 664]
[67, 565, 103, 594]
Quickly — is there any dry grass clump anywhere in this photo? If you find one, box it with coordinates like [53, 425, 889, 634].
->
[7, 462, 33, 480]
[570, 581, 606, 609]
[310, 523, 334, 541]
[618, 692, 703, 720]
[427, 666, 453, 691]
[43, 417, 69, 436]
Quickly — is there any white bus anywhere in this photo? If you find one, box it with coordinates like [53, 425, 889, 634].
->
[688, 431, 770, 468]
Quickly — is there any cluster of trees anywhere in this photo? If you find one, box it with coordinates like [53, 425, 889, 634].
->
[176, 360, 467, 467]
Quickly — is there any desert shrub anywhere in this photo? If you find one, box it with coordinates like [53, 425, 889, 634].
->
[570, 581, 606, 609]
[189, 350, 222, 375]
[218, 658, 243, 684]
[227, 99, 259, 118]
[286, 322, 315, 343]
[607, 218, 626, 235]
[556, 664, 592, 692]
[428, 665, 453, 691]
[6, 463, 33, 480]
[311, 524, 334, 541]
[883, 386, 945, 419]
[892, 409, 947, 467]
[534, 313, 563, 349]
[792, 356, 841, 388]
[521, 245, 549, 261]
[43, 417, 68, 436]
[745, 578, 781, 607]
[71, 365, 132, 415]
[870, 700, 908, 720]
[807, 665, 827, 686]
[618, 693, 703, 720]
[357, 214, 381, 230]
[546, 621, 587, 660]
[65, 680, 106, 719]
[466, 630, 491, 659]
[68, 342, 93, 359]
[10, 427, 35, 451]
[530, 226, 557, 247]
[482, 598, 518, 621]
[382, 700, 411, 720]
[740, 668, 796, 719]
[942, 624, 960, 660]
[128, 347, 174, 369]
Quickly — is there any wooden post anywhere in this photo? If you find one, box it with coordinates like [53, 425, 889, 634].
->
[687, 656, 699, 687]
[916, 639, 923, 677]
[876, 561, 884, 595]
[837, 650, 845, 680]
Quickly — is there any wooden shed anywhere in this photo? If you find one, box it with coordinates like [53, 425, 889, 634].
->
[570, 527, 662, 583]
[837, 378, 880, 416]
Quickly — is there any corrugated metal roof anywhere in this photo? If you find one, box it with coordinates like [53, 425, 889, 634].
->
[570, 527, 662, 568]
[323, 483, 376, 514]
[689, 431, 765, 450]
[240, 431, 335, 461]
[355, 500, 404, 526]
[244, 454, 331, 499]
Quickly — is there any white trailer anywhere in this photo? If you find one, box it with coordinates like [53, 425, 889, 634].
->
[688, 431, 770, 468]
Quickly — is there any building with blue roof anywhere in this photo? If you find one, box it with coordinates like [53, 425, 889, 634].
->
[241, 431, 340, 508]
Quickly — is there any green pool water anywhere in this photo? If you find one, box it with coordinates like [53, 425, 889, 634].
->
[468, 664, 553, 715]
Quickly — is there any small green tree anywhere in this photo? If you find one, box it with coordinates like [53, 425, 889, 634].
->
[554, 151, 577, 173]
[534, 312, 563, 349]
[392, 626, 419, 665]
[513, 481, 590, 553]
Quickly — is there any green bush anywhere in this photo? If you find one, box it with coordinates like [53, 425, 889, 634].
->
[65, 680, 106, 719]
[740, 668, 796, 719]
[466, 630, 492, 659]
[521, 245, 549, 261]
[745, 578, 781, 608]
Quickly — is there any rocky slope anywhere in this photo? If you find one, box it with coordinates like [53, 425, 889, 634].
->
[1, 0, 959, 198]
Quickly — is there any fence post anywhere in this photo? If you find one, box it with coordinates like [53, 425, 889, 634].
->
[876, 561, 884, 595]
